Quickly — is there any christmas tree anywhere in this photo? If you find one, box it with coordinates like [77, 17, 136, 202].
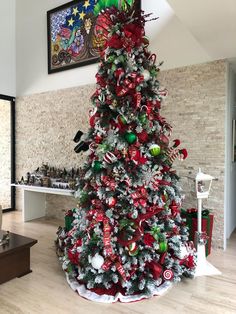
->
[57, 0, 195, 303]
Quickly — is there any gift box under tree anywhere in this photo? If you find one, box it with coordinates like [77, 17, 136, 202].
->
[181, 208, 213, 256]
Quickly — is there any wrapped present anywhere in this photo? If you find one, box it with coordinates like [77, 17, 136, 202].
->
[65, 208, 77, 232]
[181, 208, 213, 256]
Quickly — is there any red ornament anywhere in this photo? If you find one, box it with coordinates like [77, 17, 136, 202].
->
[107, 34, 123, 49]
[143, 233, 156, 247]
[147, 261, 163, 280]
[107, 197, 117, 207]
[68, 248, 79, 264]
[95, 135, 103, 144]
[137, 131, 149, 143]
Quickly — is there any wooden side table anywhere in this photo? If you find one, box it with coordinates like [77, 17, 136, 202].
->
[0, 231, 37, 284]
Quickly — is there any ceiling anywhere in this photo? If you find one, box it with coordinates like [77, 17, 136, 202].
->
[142, 0, 236, 70]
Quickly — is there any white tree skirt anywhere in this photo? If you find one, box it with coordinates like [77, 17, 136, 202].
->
[65, 273, 172, 303]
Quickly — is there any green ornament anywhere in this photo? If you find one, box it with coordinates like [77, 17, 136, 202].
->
[149, 144, 161, 156]
[80, 191, 89, 203]
[150, 226, 161, 241]
[98, 143, 109, 152]
[110, 63, 117, 74]
[150, 68, 158, 77]
[118, 115, 127, 125]
[124, 131, 137, 144]
[117, 55, 125, 64]
[159, 241, 168, 253]
[107, 55, 116, 63]
[92, 160, 102, 172]
[138, 112, 147, 124]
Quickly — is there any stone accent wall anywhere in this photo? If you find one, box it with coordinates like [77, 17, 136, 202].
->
[16, 85, 94, 217]
[16, 60, 227, 248]
[0, 100, 11, 209]
[159, 60, 227, 249]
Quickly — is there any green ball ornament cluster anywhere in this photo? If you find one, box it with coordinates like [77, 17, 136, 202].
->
[92, 160, 102, 172]
[124, 131, 137, 144]
[149, 144, 161, 156]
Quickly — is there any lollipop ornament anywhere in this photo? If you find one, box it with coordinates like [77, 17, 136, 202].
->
[194, 168, 221, 277]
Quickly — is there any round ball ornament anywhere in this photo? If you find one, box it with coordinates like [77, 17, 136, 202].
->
[104, 151, 117, 164]
[128, 243, 139, 256]
[107, 196, 117, 207]
[142, 36, 150, 47]
[176, 244, 189, 260]
[124, 131, 137, 144]
[142, 69, 151, 81]
[92, 160, 102, 172]
[91, 253, 105, 270]
[137, 130, 149, 143]
[163, 269, 174, 281]
[159, 241, 168, 253]
[149, 144, 161, 156]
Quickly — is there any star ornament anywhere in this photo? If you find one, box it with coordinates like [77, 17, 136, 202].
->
[72, 7, 79, 16]
[83, 0, 90, 9]
[79, 11, 86, 20]
[68, 17, 75, 26]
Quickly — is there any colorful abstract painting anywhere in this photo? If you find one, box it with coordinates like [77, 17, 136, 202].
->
[47, 0, 102, 73]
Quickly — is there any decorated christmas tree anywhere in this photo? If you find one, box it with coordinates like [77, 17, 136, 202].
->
[57, 0, 195, 303]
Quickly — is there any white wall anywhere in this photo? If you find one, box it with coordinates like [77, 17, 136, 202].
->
[16, 0, 98, 96]
[225, 64, 236, 242]
[0, 0, 16, 96]
[16, 0, 213, 96]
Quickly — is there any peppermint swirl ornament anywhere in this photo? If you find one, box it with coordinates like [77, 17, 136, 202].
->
[163, 269, 174, 281]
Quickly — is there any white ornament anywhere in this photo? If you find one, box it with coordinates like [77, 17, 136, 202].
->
[142, 69, 151, 81]
[91, 253, 105, 269]
[176, 244, 189, 259]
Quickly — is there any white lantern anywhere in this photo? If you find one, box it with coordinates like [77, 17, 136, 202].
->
[193, 168, 221, 277]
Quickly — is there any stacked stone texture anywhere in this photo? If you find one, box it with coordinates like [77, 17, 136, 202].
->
[16, 60, 226, 249]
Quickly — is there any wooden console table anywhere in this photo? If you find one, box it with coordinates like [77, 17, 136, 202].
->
[12, 185, 74, 222]
[0, 230, 37, 284]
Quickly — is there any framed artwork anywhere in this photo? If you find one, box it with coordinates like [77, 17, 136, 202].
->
[47, 0, 101, 74]
[47, 0, 141, 74]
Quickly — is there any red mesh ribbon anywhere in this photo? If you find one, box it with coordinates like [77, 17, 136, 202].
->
[103, 217, 113, 256]
[102, 254, 127, 281]
[116, 73, 144, 97]
[101, 175, 116, 191]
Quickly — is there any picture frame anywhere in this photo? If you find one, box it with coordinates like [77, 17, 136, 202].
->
[47, 0, 141, 74]
[47, 0, 100, 74]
